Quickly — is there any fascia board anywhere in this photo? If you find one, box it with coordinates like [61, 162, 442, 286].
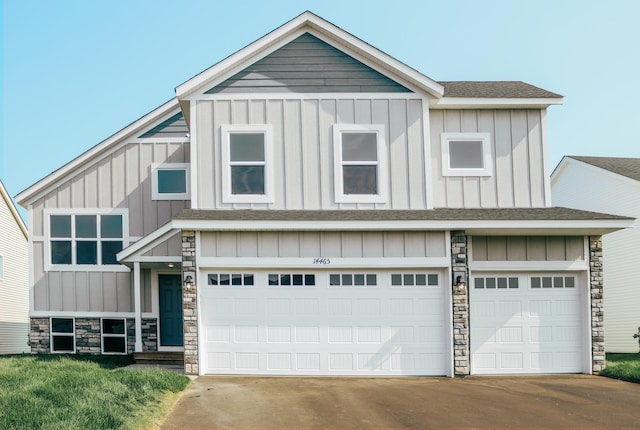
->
[0, 180, 28, 238]
[171, 218, 633, 235]
[16, 99, 181, 207]
[175, 12, 444, 100]
[116, 223, 178, 262]
[550, 156, 572, 185]
[430, 97, 564, 109]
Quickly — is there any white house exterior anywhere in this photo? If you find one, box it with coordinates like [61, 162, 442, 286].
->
[16, 12, 633, 376]
[0, 180, 29, 354]
[552, 156, 640, 353]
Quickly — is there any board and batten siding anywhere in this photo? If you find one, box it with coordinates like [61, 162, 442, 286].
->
[196, 97, 427, 210]
[471, 236, 585, 261]
[0, 191, 29, 354]
[552, 162, 640, 352]
[200, 231, 446, 259]
[430, 109, 548, 208]
[30, 139, 189, 313]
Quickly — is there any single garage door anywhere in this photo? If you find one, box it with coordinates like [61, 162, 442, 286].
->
[470, 273, 585, 374]
[200, 270, 447, 376]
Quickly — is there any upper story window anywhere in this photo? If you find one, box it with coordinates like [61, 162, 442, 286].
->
[152, 163, 190, 200]
[333, 124, 387, 203]
[47, 211, 127, 268]
[221, 125, 274, 203]
[441, 132, 492, 176]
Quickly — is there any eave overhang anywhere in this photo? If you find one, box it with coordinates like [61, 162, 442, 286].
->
[430, 97, 564, 109]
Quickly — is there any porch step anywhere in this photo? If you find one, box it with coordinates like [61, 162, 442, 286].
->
[134, 351, 184, 365]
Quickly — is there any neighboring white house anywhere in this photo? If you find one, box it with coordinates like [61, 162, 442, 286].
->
[552, 156, 640, 353]
[0, 180, 29, 354]
[16, 12, 633, 376]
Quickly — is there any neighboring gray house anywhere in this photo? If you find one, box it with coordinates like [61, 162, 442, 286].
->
[552, 156, 640, 353]
[16, 12, 632, 376]
[0, 180, 29, 354]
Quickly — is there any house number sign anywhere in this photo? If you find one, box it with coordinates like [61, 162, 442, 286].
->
[312, 258, 331, 265]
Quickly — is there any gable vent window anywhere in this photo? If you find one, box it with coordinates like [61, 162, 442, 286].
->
[333, 124, 387, 203]
[441, 133, 492, 176]
[221, 125, 274, 203]
[48, 212, 126, 267]
[152, 163, 190, 200]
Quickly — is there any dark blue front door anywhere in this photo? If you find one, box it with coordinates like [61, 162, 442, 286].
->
[159, 274, 183, 346]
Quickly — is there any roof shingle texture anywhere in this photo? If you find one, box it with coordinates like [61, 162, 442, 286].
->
[439, 81, 562, 99]
[174, 207, 629, 222]
[569, 156, 640, 182]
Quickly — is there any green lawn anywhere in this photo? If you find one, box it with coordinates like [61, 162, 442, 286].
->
[601, 353, 640, 384]
[0, 354, 190, 430]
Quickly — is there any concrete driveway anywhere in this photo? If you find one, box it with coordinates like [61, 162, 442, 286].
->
[161, 375, 640, 429]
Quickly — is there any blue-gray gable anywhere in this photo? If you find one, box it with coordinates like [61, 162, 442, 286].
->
[206, 33, 411, 94]
[139, 112, 189, 138]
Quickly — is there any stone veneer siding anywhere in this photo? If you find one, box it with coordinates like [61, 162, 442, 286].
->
[141, 318, 158, 351]
[451, 230, 470, 376]
[589, 236, 605, 373]
[30, 317, 136, 354]
[182, 230, 199, 375]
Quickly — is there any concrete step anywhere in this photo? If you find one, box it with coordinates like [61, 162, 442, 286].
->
[134, 351, 184, 365]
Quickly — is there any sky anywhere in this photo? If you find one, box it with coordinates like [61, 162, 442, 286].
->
[2, 0, 640, 217]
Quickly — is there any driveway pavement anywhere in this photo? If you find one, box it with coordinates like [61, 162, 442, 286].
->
[161, 375, 640, 429]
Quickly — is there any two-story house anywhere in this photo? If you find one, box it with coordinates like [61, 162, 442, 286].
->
[0, 179, 29, 354]
[16, 12, 632, 376]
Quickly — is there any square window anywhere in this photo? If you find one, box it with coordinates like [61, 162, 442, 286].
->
[152, 163, 190, 200]
[51, 241, 72, 265]
[101, 241, 122, 265]
[222, 125, 273, 203]
[52, 336, 75, 352]
[232, 274, 243, 285]
[366, 274, 377, 286]
[103, 337, 126, 354]
[209, 274, 218, 285]
[565, 277, 575, 288]
[101, 215, 123, 238]
[427, 274, 439, 286]
[333, 125, 386, 203]
[50, 215, 71, 238]
[475, 278, 485, 289]
[269, 274, 279, 285]
[531, 277, 541, 288]
[304, 274, 315, 286]
[293, 274, 303, 286]
[497, 278, 508, 289]
[102, 318, 125, 335]
[219, 274, 230, 285]
[51, 317, 75, 353]
[244, 275, 254, 286]
[329, 274, 340, 286]
[403, 274, 414, 286]
[486, 278, 496, 289]
[76, 215, 97, 238]
[441, 133, 492, 176]
[354, 274, 365, 286]
[391, 274, 402, 286]
[77, 241, 98, 265]
[509, 278, 519, 289]
[341, 274, 353, 286]
[415, 274, 427, 286]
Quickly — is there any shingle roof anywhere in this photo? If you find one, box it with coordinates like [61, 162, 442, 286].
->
[569, 156, 640, 182]
[174, 207, 629, 222]
[438, 81, 562, 99]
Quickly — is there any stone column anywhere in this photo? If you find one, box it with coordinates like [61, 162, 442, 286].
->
[451, 230, 470, 376]
[182, 230, 198, 375]
[589, 236, 605, 373]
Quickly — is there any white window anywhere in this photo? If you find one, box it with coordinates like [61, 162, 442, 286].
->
[391, 273, 439, 287]
[268, 273, 316, 287]
[101, 318, 127, 354]
[221, 124, 274, 203]
[333, 124, 387, 203]
[51, 317, 75, 353]
[208, 273, 255, 287]
[47, 211, 127, 268]
[441, 132, 492, 176]
[152, 163, 190, 200]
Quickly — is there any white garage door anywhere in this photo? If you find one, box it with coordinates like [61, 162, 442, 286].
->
[200, 270, 447, 376]
[470, 273, 585, 374]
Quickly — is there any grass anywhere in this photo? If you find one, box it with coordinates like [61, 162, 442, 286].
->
[0, 354, 190, 430]
[600, 353, 640, 384]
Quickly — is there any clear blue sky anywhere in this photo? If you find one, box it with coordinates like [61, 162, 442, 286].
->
[2, 0, 639, 213]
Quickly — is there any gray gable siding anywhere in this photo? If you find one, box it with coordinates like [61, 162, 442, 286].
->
[139, 112, 189, 138]
[206, 33, 411, 94]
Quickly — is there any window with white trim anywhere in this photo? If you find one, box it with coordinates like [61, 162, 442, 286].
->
[391, 273, 439, 287]
[221, 124, 274, 203]
[152, 163, 190, 200]
[333, 124, 387, 203]
[49, 213, 125, 267]
[268, 273, 316, 287]
[329, 273, 377, 287]
[441, 132, 492, 176]
[51, 317, 75, 353]
[474, 276, 519, 289]
[101, 318, 127, 354]
[531, 276, 575, 289]
[208, 273, 255, 286]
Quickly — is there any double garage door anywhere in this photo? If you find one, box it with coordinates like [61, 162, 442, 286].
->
[200, 269, 447, 376]
[470, 272, 586, 374]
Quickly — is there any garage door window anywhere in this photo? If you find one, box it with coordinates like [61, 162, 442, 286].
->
[208, 273, 255, 286]
[474, 276, 519, 289]
[391, 273, 439, 287]
[329, 273, 377, 287]
[268, 273, 316, 286]
[531, 276, 575, 289]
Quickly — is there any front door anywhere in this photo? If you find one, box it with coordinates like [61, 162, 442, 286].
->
[159, 274, 184, 346]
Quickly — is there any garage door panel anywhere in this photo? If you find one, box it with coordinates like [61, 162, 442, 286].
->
[471, 273, 585, 374]
[202, 270, 447, 376]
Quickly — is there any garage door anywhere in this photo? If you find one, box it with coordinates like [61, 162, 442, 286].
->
[470, 273, 585, 374]
[200, 270, 447, 376]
